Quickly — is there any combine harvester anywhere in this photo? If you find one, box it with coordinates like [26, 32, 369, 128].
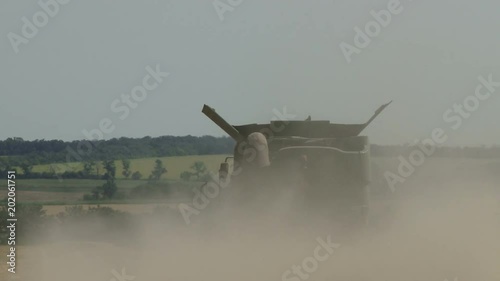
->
[202, 102, 392, 228]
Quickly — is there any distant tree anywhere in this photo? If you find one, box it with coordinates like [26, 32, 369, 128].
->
[131, 171, 142, 180]
[20, 162, 33, 176]
[102, 160, 116, 179]
[180, 171, 192, 181]
[180, 161, 209, 181]
[102, 160, 117, 198]
[121, 159, 131, 179]
[190, 161, 207, 179]
[149, 159, 167, 182]
[0, 158, 13, 172]
[82, 160, 96, 176]
[93, 160, 118, 199]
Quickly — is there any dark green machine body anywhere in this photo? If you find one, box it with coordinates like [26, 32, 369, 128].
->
[202, 102, 391, 225]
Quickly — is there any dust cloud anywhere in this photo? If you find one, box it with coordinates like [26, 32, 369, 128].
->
[12, 159, 500, 281]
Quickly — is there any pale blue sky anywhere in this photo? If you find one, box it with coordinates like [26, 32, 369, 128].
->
[1, 0, 499, 145]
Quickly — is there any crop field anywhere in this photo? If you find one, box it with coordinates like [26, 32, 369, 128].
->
[31, 154, 230, 180]
[12, 155, 229, 210]
[16, 156, 500, 204]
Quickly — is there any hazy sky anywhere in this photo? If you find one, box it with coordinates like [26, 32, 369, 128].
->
[1, 0, 499, 145]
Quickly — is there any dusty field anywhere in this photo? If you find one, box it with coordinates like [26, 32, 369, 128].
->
[1, 157, 499, 281]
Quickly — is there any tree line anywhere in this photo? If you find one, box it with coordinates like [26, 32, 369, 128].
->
[0, 136, 498, 175]
[0, 135, 235, 167]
